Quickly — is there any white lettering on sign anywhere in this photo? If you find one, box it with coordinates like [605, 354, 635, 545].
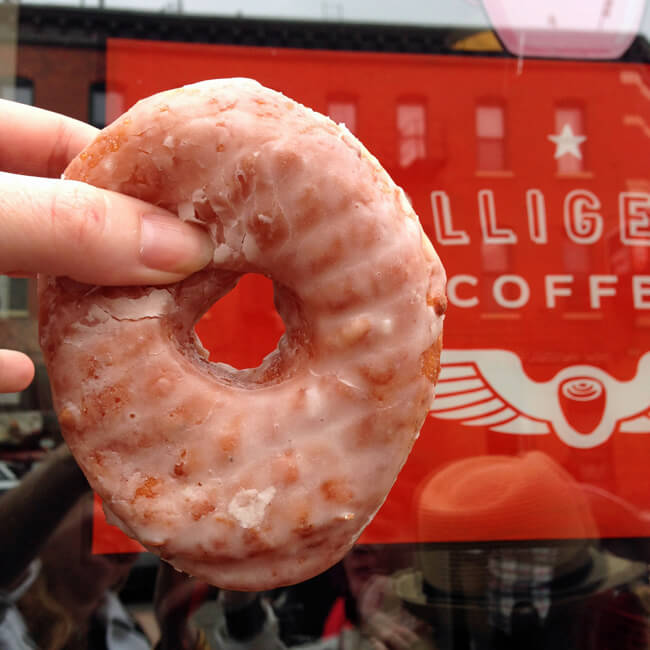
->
[448, 274, 479, 308]
[429, 190, 650, 246]
[493, 275, 530, 308]
[589, 275, 618, 309]
[526, 189, 548, 244]
[430, 189, 650, 314]
[545, 275, 574, 308]
[430, 191, 470, 245]
[446, 273, 650, 311]
[633, 276, 650, 309]
[619, 193, 650, 246]
[479, 190, 518, 244]
[564, 189, 603, 245]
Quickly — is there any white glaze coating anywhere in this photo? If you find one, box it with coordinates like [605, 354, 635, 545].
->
[39, 79, 446, 590]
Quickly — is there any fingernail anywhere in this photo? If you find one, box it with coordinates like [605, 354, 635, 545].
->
[140, 214, 213, 274]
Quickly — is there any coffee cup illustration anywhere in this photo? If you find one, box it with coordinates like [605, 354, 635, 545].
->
[558, 377, 606, 435]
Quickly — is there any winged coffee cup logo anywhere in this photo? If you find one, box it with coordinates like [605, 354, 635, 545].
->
[430, 350, 650, 449]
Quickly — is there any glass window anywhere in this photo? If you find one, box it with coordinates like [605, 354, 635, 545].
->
[552, 105, 587, 174]
[397, 100, 426, 167]
[327, 97, 357, 134]
[0, 77, 34, 105]
[0, 276, 29, 318]
[0, 276, 8, 317]
[89, 80, 107, 128]
[476, 103, 507, 171]
[89, 81, 124, 128]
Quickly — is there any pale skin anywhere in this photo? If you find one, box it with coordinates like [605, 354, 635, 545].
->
[0, 99, 214, 393]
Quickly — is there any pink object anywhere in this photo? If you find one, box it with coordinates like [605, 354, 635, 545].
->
[39, 79, 446, 590]
[482, 0, 646, 59]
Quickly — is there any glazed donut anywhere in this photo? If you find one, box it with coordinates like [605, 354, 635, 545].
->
[39, 79, 446, 590]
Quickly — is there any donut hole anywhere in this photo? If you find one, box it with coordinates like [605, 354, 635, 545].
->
[194, 274, 286, 371]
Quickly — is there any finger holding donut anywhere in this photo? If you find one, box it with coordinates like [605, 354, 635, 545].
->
[0, 100, 214, 393]
[39, 79, 447, 590]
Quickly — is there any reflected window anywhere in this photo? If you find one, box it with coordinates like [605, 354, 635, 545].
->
[606, 227, 649, 275]
[481, 243, 512, 273]
[481, 244, 514, 310]
[0, 276, 29, 318]
[327, 98, 357, 134]
[397, 101, 426, 167]
[89, 81, 123, 129]
[553, 106, 587, 174]
[89, 81, 107, 128]
[0, 77, 34, 105]
[562, 242, 591, 273]
[476, 103, 507, 171]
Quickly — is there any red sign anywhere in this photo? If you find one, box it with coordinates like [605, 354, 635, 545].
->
[93, 38, 650, 552]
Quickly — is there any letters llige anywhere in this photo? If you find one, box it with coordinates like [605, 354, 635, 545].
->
[431, 189, 650, 247]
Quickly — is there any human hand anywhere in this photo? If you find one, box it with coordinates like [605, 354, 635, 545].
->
[359, 574, 427, 650]
[0, 99, 214, 393]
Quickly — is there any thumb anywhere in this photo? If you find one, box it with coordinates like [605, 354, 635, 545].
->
[0, 172, 214, 285]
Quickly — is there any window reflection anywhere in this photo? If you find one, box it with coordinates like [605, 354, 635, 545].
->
[0, 276, 29, 319]
[553, 106, 588, 175]
[0, 77, 34, 105]
[326, 98, 357, 134]
[397, 100, 427, 168]
[89, 81, 124, 129]
[144, 451, 650, 649]
[476, 103, 507, 171]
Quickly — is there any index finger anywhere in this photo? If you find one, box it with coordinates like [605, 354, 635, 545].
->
[0, 99, 98, 178]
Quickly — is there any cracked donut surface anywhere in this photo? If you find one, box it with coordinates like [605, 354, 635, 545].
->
[39, 79, 446, 590]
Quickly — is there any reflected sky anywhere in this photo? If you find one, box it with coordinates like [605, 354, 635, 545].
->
[12, 0, 511, 29]
[14, 0, 650, 42]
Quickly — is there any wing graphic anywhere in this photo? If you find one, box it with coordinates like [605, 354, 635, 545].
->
[616, 352, 650, 435]
[431, 349, 552, 435]
[619, 413, 650, 433]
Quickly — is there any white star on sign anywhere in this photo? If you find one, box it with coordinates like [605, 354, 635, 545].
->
[548, 124, 587, 160]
